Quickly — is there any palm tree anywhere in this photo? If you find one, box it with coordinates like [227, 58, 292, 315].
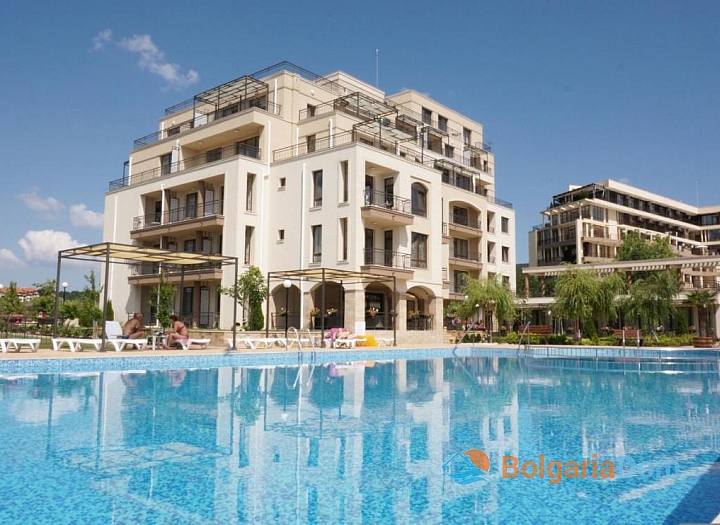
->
[686, 289, 718, 338]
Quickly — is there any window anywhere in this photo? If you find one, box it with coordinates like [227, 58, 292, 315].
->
[312, 170, 323, 207]
[312, 225, 322, 263]
[421, 107, 432, 125]
[279, 177, 286, 189]
[453, 238, 469, 259]
[463, 127, 472, 145]
[444, 144, 454, 158]
[278, 229, 285, 242]
[160, 153, 172, 175]
[503, 275, 510, 288]
[340, 161, 349, 203]
[244, 226, 254, 264]
[411, 183, 427, 217]
[185, 193, 197, 219]
[411, 233, 428, 268]
[307, 104, 316, 117]
[307, 134, 316, 153]
[153, 201, 162, 224]
[453, 270, 468, 293]
[183, 239, 196, 253]
[246, 173, 256, 211]
[201, 236, 212, 254]
[339, 218, 348, 261]
[501, 217, 509, 233]
[502, 246, 510, 263]
[206, 147, 222, 163]
[453, 206, 469, 226]
[167, 126, 180, 137]
[236, 136, 260, 159]
[438, 115, 448, 132]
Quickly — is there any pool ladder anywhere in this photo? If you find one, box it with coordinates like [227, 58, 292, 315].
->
[286, 326, 317, 361]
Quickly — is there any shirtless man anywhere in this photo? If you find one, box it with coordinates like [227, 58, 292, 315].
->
[122, 313, 146, 339]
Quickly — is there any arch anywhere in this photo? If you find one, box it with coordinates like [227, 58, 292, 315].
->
[411, 182, 428, 217]
[269, 283, 301, 330]
[406, 285, 437, 331]
[309, 281, 345, 329]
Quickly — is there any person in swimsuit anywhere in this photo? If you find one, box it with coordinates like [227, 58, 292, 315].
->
[164, 315, 189, 349]
[122, 313, 146, 339]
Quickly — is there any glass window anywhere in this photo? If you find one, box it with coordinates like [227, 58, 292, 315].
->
[206, 148, 222, 163]
[502, 246, 510, 263]
[411, 233, 428, 268]
[246, 173, 255, 211]
[444, 144, 454, 158]
[312, 225, 322, 263]
[421, 107, 432, 125]
[244, 226, 253, 264]
[501, 217, 509, 233]
[340, 218, 348, 261]
[185, 193, 197, 219]
[463, 127, 472, 145]
[307, 134, 316, 153]
[183, 239, 196, 253]
[453, 206, 469, 226]
[160, 153, 172, 175]
[279, 177, 286, 189]
[313, 170, 323, 207]
[340, 161, 349, 203]
[411, 183, 427, 217]
[438, 115, 448, 132]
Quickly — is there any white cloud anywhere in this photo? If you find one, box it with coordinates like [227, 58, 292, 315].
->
[17, 190, 64, 213]
[118, 34, 199, 89]
[92, 29, 113, 51]
[70, 204, 104, 229]
[17, 230, 81, 263]
[0, 249, 24, 267]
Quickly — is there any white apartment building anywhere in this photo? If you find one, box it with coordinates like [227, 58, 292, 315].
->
[103, 62, 516, 343]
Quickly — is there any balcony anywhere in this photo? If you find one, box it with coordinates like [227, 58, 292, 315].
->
[299, 91, 396, 121]
[110, 143, 261, 191]
[449, 213, 482, 238]
[449, 246, 481, 269]
[360, 248, 413, 278]
[131, 200, 223, 240]
[128, 261, 223, 285]
[361, 190, 413, 227]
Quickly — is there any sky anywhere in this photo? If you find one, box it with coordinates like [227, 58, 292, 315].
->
[1, 0, 720, 291]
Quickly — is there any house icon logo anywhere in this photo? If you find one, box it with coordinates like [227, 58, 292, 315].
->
[443, 449, 490, 485]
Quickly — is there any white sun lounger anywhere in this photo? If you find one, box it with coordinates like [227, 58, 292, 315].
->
[52, 338, 103, 352]
[175, 338, 211, 350]
[105, 321, 148, 352]
[228, 337, 287, 350]
[0, 338, 42, 353]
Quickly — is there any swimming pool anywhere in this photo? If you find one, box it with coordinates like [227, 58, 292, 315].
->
[0, 348, 718, 524]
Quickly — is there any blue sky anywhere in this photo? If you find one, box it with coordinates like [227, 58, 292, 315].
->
[2, 0, 720, 290]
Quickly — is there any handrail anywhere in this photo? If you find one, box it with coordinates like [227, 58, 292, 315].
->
[362, 189, 411, 214]
[517, 321, 532, 351]
[362, 248, 411, 270]
[132, 199, 223, 230]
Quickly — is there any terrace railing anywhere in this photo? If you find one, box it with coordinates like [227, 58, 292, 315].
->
[132, 199, 223, 230]
[363, 248, 411, 270]
[363, 190, 411, 214]
[449, 246, 480, 262]
[110, 144, 261, 191]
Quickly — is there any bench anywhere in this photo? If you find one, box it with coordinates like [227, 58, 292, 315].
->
[0, 338, 41, 353]
[613, 329, 643, 345]
[527, 325, 552, 335]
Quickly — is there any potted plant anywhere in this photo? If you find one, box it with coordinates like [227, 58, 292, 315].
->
[326, 308, 338, 317]
[367, 307, 379, 318]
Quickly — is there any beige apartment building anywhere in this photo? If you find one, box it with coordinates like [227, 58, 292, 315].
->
[103, 62, 515, 343]
[524, 179, 720, 329]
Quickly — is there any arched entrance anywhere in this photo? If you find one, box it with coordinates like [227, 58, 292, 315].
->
[269, 283, 301, 330]
[309, 281, 344, 329]
[406, 285, 436, 331]
[364, 283, 394, 330]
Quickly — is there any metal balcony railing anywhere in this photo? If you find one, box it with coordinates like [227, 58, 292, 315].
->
[132, 199, 223, 230]
[450, 213, 481, 230]
[363, 248, 411, 270]
[131, 260, 222, 276]
[363, 190, 411, 214]
[133, 97, 280, 149]
[449, 246, 480, 262]
[110, 144, 261, 191]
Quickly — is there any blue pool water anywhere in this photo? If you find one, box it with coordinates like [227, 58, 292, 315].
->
[0, 349, 719, 524]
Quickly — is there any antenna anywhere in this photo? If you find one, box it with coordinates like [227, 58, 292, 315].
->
[375, 48, 379, 88]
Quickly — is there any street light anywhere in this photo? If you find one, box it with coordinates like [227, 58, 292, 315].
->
[548, 309, 553, 334]
[62, 282, 68, 303]
[283, 279, 292, 339]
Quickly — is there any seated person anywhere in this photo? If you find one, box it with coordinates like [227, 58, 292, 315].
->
[164, 315, 189, 349]
[122, 313, 146, 339]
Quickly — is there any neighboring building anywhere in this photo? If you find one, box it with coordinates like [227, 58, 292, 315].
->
[0, 286, 39, 303]
[103, 62, 515, 343]
[524, 179, 720, 330]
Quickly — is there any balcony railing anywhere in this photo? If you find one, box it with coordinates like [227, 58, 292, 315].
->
[363, 190, 411, 214]
[442, 267, 449, 282]
[110, 144, 261, 191]
[131, 260, 222, 277]
[133, 97, 280, 149]
[363, 248, 411, 270]
[132, 199, 223, 230]
[449, 247, 480, 262]
[450, 213, 481, 230]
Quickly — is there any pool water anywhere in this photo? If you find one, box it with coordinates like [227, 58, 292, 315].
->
[0, 351, 719, 524]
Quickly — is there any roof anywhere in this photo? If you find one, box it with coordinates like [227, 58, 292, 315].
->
[522, 255, 720, 277]
[59, 242, 238, 266]
[268, 268, 396, 285]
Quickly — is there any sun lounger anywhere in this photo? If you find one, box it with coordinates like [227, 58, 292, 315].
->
[176, 338, 211, 350]
[52, 338, 103, 352]
[228, 337, 287, 350]
[333, 338, 359, 349]
[0, 338, 41, 353]
[105, 321, 148, 352]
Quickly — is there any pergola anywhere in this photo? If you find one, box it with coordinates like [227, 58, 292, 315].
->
[266, 268, 399, 346]
[53, 242, 240, 351]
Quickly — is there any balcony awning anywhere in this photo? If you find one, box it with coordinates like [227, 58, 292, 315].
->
[334, 92, 396, 118]
[353, 118, 416, 143]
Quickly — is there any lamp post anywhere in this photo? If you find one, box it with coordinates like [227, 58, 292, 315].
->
[548, 309, 552, 334]
[62, 282, 68, 303]
[283, 279, 292, 339]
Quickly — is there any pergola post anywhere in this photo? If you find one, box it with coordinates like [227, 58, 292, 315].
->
[53, 252, 62, 338]
[99, 243, 111, 352]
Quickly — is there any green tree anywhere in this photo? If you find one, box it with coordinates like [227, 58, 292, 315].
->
[461, 276, 517, 329]
[31, 279, 57, 315]
[686, 289, 718, 337]
[77, 271, 103, 327]
[617, 231, 675, 262]
[553, 266, 625, 338]
[621, 271, 679, 331]
[149, 274, 176, 327]
[0, 282, 24, 315]
[220, 266, 268, 330]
